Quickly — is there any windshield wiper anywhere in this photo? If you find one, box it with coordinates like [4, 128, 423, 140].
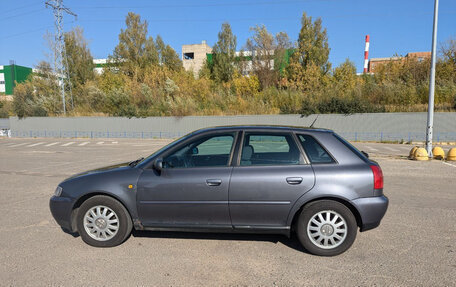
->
[128, 157, 144, 167]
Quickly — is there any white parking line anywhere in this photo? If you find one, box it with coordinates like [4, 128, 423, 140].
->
[366, 147, 379, 152]
[111, 141, 118, 144]
[96, 141, 104, 145]
[78, 142, 90, 146]
[45, 142, 60, 147]
[9, 143, 27, 147]
[26, 142, 45, 147]
[442, 161, 456, 168]
[383, 146, 399, 152]
[3, 142, 19, 146]
[61, 142, 75, 147]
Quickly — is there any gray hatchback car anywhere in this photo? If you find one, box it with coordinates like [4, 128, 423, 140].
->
[50, 126, 388, 256]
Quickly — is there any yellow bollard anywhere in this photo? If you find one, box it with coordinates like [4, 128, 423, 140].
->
[408, 146, 419, 160]
[447, 148, 456, 161]
[414, 148, 429, 161]
[432, 147, 445, 160]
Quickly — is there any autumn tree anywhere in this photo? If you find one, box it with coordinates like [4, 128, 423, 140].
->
[245, 25, 292, 88]
[211, 22, 237, 82]
[332, 59, 357, 92]
[112, 12, 158, 80]
[13, 61, 61, 117]
[155, 35, 182, 72]
[274, 31, 293, 79]
[287, 12, 331, 89]
[64, 27, 95, 93]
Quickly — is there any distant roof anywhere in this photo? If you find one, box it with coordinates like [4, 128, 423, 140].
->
[369, 57, 402, 62]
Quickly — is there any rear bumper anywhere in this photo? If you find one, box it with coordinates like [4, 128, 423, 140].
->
[49, 196, 74, 232]
[351, 195, 389, 232]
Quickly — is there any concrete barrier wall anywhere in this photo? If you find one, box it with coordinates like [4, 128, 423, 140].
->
[0, 118, 9, 129]
[8, 112, 456, 141]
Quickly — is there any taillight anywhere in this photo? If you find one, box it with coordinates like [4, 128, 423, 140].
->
[370, 165, 383, 189]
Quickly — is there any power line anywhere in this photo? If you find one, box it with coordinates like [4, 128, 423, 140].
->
[1, 20, 76, 40]
[0, 8, 47, 22]
[77, 10, 452, 24]
[3, 1, 41, 14]
[2, 25, 53, 40]
[73, 0, 331, 10]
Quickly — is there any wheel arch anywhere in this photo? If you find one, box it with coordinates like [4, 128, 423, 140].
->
[70, 192, 133, 233]
[290, 196, 363, 232]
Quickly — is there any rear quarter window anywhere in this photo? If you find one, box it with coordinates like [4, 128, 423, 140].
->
[332, 133, 370, 163]
[297, 134, 335, 164]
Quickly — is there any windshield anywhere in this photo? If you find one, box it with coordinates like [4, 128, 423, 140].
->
[135, 132, 194, 168]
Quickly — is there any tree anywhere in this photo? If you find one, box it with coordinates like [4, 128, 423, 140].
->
[245, 25, 292, 88]
[287, 12, 331, 87]
[332, 59, 357, 92]
[274, 31, 293, 78]
[245, 25, 275, 88]
[211, 22, 237, 82]
[155, 35, 182, 72]
[64, 27, 95, 93]
[13, 61, 61, 117]
[440, 37, 456, 66]
[112, 12, 158, 80]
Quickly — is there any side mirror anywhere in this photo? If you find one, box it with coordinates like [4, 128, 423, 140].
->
[361, 151, 369, 158]
[153, 159, 163, 171]
[191, 147, 199, 155]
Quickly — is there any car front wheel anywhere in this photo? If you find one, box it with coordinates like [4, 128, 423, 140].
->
[296, 200, 357, 256]
[76, 195, 132, 247]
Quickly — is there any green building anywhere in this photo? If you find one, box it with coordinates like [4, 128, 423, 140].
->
[0, 64, 33, 95]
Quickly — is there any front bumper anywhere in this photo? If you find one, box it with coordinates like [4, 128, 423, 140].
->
[351, 195, 389, 232]
[49, 196, 74, 232]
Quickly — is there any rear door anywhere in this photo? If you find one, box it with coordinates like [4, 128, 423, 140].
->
[228, 131, 315, 229]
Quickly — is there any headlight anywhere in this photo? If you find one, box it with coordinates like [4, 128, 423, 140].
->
[54, 186, 63, 197]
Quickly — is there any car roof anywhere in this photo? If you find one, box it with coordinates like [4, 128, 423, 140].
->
[192, 125, 334, 134]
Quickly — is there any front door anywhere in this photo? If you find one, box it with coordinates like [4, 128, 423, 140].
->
[137, 132, 237, 227]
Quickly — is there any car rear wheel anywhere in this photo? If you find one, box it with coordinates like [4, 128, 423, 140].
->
[296, 200, 357, 256]
[77, 195, 132, 247]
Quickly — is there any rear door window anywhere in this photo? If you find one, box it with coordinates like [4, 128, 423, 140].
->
[240, 133, 301, 166]
[297, 134, 335, 164]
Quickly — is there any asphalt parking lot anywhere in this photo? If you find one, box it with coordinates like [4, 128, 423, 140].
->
[0, 138, 455, 286]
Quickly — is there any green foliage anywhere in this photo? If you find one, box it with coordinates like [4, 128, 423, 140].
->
[245, 25, 292, 89]
[211, 22, 237, 83]
[10, 12, 456, 118]
[0, 100, 12, 118]
[64, 27, 95, 90]
[155, 35, 182, 72]
[13, 61, 61, 118]
[104, 88, 137, 118]
[288, 12, 331, 77]
[112, 12, 159, 81]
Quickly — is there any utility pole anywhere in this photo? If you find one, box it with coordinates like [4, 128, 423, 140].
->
[45, 0, 77, 115]
[426, 0, 439, 156]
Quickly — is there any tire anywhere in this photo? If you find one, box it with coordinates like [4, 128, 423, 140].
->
[296, 200, 357, 256]
[76, 195, 132, 247]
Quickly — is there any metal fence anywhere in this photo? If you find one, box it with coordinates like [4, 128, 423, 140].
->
[338, 132, 456, 142]
[9, 130, 456, 142]
[10, 130, 185, 139]
[7, 112, 456, 142]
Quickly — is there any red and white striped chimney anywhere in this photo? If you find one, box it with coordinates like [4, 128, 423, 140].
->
[363, 35, 370, 73]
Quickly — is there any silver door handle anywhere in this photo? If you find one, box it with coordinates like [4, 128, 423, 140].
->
[286, 177, 303, 185]
[206, 179, 222, 186]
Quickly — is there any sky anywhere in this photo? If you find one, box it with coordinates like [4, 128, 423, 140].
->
[1, 0, 455, 73]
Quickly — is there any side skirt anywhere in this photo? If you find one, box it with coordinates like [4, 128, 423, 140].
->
[136, 223, 291, 237]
